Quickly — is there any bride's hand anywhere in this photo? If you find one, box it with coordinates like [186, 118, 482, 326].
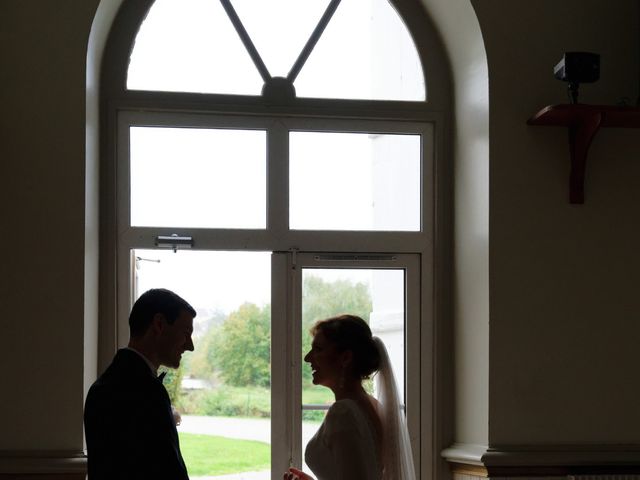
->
[284, 467, 314, 480]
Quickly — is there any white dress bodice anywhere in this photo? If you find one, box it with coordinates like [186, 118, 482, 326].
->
[305, 399, 382, 480]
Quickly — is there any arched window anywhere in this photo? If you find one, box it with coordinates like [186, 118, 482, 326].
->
[102, 1, 450, 477]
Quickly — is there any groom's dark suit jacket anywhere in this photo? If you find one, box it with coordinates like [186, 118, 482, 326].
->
[84, 349, 189, 480]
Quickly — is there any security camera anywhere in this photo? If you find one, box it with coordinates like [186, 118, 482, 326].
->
[554, 52, 600, 103]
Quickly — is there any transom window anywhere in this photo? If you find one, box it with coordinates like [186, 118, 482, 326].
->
[105, 0, 444, 478]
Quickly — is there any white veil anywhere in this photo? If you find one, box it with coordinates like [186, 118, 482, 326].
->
[373, 336, 416, 480]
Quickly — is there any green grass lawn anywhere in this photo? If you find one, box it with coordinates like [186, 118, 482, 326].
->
[302, 385, 334, 404]
[179, 432, 270, 476]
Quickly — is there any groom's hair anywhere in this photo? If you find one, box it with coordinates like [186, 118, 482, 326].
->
[129, 288, 196, 337]
[311, 314, 380, 379]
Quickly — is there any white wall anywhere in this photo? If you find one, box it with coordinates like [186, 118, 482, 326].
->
[0, 1, 100, 450]
[420, 0, 490, 448]
[425, 0, 640, 454]
[477, 0, 640, 446]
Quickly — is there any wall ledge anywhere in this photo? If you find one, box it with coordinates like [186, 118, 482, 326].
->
[442, 443, 489, 465]
[483, 445, 640, 468]
[0, 451, 86, 474]
[443, 443, 640, 475]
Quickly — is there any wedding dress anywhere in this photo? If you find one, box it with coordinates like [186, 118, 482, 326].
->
[305, 398, 382, 480]
[304, 337, 416, 480]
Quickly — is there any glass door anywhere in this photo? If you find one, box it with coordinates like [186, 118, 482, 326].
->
[126, 249, 421, 479]
[272, 251, 421, 478]
[133, 249, 273, 480]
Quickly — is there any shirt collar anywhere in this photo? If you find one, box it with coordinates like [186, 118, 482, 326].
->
[125, 347, 158, 376]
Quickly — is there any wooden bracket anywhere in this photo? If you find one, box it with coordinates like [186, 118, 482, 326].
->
[528, 104, 640, 204]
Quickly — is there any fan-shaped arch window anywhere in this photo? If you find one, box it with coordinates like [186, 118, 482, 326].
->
[127, 0, 425, 100]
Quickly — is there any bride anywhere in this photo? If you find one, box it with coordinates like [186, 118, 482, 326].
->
[284, 314, 416, 480]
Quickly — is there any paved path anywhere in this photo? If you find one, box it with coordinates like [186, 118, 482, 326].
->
[178, 415, 321, 445]
[177, 415, 320, 480]
[178, 415, 271, 443]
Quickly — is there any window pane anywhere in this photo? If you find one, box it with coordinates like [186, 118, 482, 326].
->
[231, 0, 328, 78]
[300, 268, 406, 472]
[295, 0, 425, 101]
[290, 132, 421, 231]
[130, 127, 266, 229]
[127, 0, 263, 95]
[134, 250, 271, 480]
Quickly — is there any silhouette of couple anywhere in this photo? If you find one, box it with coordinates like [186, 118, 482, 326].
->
[84, 288, 415, 480]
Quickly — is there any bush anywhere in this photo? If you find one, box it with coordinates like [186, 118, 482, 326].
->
[302, 410, 326, 421]
[159, 364, 184, 408]
[181, 386, 271, 418]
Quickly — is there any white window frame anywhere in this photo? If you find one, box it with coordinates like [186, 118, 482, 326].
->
[101, 2, 451, 478]
[114, 110, 435, 478]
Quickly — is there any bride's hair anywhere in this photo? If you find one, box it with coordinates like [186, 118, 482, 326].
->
[311, 314, 380, 379]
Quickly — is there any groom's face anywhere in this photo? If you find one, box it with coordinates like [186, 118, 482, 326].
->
[156, 309, 195, 368]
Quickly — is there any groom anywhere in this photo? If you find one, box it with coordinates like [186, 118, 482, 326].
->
[84, 288, 196, 480]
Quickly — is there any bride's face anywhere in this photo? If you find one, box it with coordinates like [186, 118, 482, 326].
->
[304, 331, 344, 390]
